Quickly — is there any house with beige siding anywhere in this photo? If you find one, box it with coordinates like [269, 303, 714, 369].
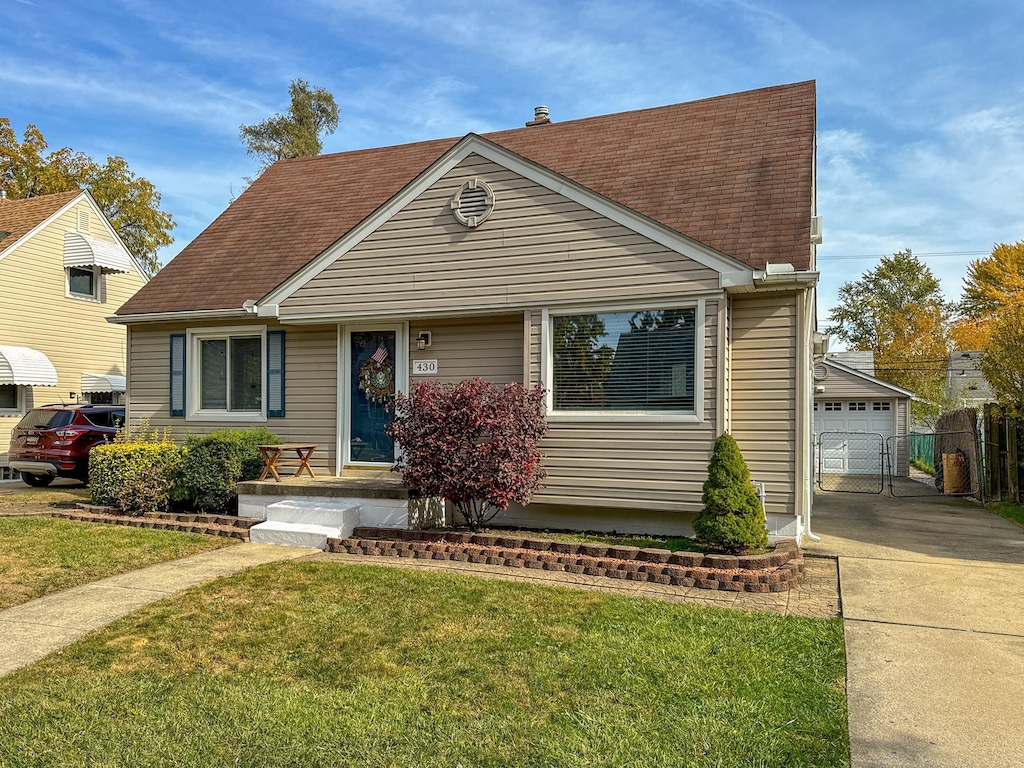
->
[0, 190, 148, 476]
[113, 81, 822, 542]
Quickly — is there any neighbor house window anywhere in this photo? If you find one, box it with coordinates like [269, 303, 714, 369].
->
[67, 266, 100, 299]
[0, 384, 20, 412]
[551, 307, 696, 412]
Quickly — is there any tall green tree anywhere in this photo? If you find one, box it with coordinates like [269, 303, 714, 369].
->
[826, 249, 951, 422]
[239, 79, 340, 172]
[0, 118, 174, 275]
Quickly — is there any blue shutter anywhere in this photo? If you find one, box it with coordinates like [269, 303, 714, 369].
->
[267, 330, 285, 418]
[170, 334, 186, 417]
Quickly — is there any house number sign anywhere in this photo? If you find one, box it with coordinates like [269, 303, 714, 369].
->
[413, 360, 438, 375]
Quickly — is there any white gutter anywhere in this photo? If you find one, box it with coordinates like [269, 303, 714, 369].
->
[107, 308, 249, 325]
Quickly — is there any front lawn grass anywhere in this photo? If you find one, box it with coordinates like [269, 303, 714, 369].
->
[987, 502, 1024, 530]
[0, 516, 237, 609]
[0, 561, 849, 767]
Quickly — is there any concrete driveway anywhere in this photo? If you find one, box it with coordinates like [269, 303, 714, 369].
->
[807, 479, 1024, 767]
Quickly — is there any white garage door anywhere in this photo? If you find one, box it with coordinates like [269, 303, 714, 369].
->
[815, 400, 895, 474]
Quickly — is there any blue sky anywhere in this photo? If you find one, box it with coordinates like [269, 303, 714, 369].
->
[3, 0, 1022, 330]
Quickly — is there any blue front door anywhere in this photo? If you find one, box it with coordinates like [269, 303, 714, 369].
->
[349, 330, 397, 463]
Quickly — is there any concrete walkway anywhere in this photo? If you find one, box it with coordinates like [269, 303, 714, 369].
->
[807, 480, 1024, 767]
[0, 543, 309, 677]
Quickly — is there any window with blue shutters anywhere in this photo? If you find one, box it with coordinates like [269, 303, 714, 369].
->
[170, 327, 284, 420]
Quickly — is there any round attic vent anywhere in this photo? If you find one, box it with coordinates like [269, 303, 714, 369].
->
[451, 178, 495, 228]
[813, 363, 829, 381]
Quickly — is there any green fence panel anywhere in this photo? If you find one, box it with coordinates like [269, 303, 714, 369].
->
[909, 433, 935, 472]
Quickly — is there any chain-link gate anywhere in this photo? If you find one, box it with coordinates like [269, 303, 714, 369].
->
[816, 430, 982, 498]
[816, 431, 886, 493]
[886, 431, 981, 498]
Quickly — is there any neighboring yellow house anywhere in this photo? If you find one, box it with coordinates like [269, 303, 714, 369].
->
[0, 190, 149, 475]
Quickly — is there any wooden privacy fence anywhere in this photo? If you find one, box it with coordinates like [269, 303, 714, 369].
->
[982, 404, 1022, 502]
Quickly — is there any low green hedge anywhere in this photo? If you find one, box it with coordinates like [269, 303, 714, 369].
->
[173, 427, 279, 514]
[89, 442, 182, 511]
[90, 426, 279, 515]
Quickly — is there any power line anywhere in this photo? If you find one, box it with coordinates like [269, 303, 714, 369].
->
[818, 250, 988, 261]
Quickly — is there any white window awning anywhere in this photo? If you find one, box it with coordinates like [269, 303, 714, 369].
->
[0, 345, 58, 386]
[81, 373, 126, 393]
[64, 232, 133, 274]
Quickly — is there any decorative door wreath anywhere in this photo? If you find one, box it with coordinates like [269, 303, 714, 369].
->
[358, 345, 395, 405]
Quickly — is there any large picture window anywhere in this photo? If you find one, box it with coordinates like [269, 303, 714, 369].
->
[552, 307, 696, 412]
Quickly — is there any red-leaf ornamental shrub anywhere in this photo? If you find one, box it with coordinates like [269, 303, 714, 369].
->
[385, 377, 548, 531]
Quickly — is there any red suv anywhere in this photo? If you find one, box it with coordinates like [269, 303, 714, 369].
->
[8, 405, 125, 486]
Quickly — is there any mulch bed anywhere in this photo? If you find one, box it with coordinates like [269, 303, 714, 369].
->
[327, 527, 805, 593]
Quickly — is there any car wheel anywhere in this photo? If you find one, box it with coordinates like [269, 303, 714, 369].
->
[22, 473, 54, 488]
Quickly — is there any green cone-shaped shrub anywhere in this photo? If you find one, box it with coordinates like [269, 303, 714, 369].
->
[693, 433, 768, 553]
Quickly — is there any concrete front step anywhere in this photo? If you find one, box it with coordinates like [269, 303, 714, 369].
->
[250, 499, 363, 549]
[265, 499, 361, 528]
[250, 521, 346, 549]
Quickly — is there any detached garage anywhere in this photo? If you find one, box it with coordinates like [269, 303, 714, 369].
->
[813, 356, 914, 476]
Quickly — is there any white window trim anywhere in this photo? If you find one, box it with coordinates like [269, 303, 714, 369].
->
[65, 265, 105, 303]
[186, 325, 267, 422]
[0, 384, 25, 416]
[542, 299, 706, 424]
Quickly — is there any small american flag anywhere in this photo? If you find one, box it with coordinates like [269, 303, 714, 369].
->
[371, 345, 388, 364]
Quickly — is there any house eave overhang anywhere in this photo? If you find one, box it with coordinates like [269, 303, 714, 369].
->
[724, 268, 819, 294]
[108, 308, 250, 325]
[258, 133, 753, 315]
[267, 288, 729, 325]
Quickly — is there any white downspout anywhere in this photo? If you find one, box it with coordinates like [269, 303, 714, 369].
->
[802, 288, 821, 542]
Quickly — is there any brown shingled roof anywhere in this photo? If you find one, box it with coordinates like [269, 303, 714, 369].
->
[118, 81, 815, 317]
[0, 190, 84, 253]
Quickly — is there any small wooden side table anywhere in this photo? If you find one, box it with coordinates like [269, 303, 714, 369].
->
[258, 444, 317, 482]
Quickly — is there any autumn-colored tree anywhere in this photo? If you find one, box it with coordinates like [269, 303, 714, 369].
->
[960, 241, 1024, 320]
[826, 249, 950, 421]
[239, 79, 340, 172]
[949, 317, 992, 351]
[0, 118, 174, 274]
[979, 304, 1024, 416]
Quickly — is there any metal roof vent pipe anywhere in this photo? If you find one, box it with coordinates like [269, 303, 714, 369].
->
[526, 106, 551, 127]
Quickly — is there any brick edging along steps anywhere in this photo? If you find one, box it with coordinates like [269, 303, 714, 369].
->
[44, 504, 258, 540]
[328, 527, 805, 593]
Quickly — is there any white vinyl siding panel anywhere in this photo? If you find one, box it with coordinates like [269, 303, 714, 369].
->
[127, 321, 339, 472]
[529, 300, 719, 512]
[730, 294, 798, 517]
[281, 154, 721, 319]
[408, 316, 523, 385]
[0, 199, 146, 465]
